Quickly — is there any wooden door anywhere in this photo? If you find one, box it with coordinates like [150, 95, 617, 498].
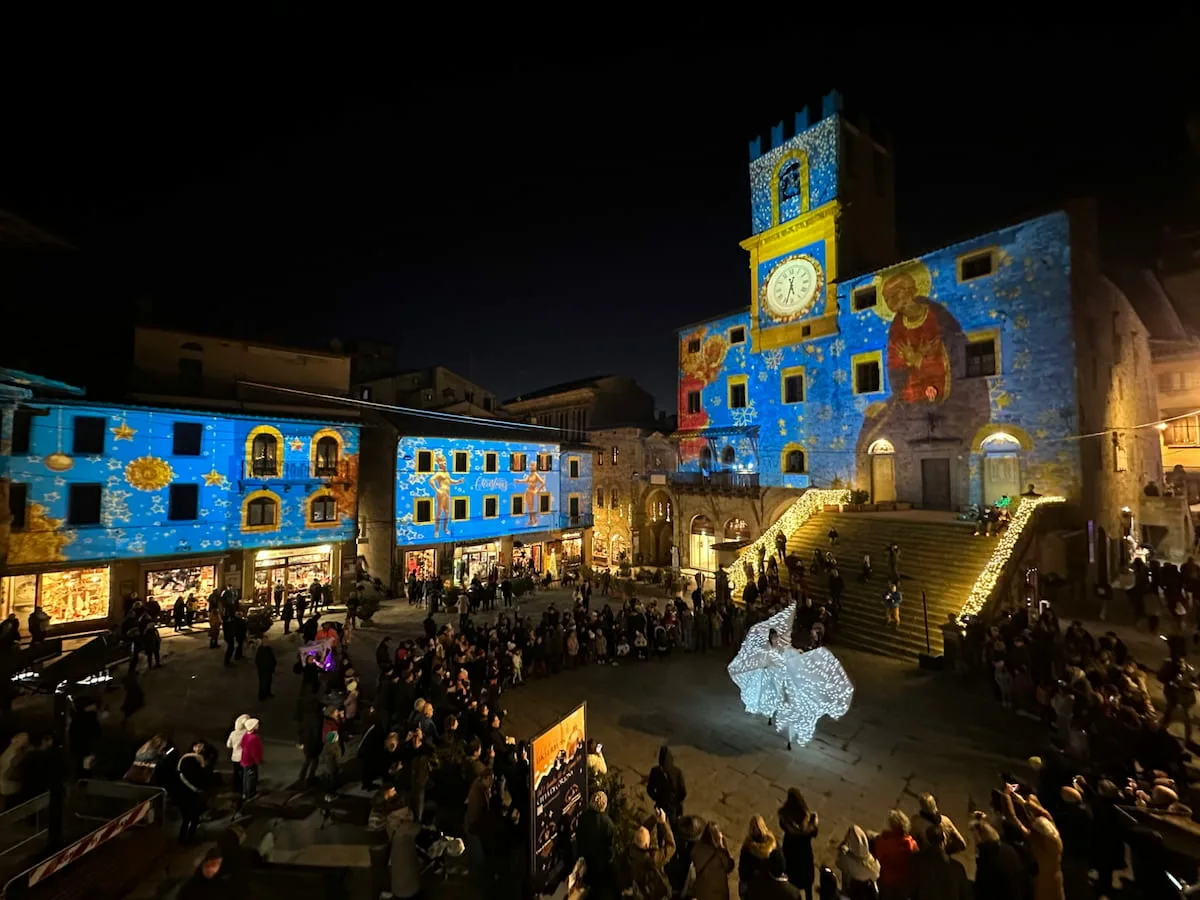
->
[921, 457, 952, 510]
[872, 454, 897, 503]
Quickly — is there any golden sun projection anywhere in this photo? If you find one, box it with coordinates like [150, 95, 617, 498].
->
[8, 503, 75, 565]
[124, 456, 176, 492]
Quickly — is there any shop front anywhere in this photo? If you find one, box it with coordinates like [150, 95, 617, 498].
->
[143, 562, 219, 606]
[512, 541, 545, 577]
[403, 548, 439, 581]
[251, 545, 336, 604]
[0, 565, 111, 630]
[453, 540, 500, 584]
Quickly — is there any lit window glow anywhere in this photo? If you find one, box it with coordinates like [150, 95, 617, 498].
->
[958, 494, 1065, 621]
[726, 489, 850, 596]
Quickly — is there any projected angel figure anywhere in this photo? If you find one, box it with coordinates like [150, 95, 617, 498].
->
[727, 603, 854, 750]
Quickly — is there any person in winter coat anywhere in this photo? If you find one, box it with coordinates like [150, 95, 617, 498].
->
[909, 822, 971, 900]
[778, 789, 819, 900]
[969, 815, 1027, 900]
[739, 815, 785, 900]
[576, 790, 617, 899]
[688, 820, 735, 900]
[835, 825, 881, 900]
[254, 642, 276, 701]
[667, 816, 705, 898]
[912, 792, 967, 855]
[625, 807, 676, 900]
[750, 853, 802, 900]
[176, 741, 212, 844]
[872, 809, 918, 900]
[1001, 790, 1063, 900]
[647, 744, 687, 825]
[239, 718, 263, 802]
[226, 714, 251, 794]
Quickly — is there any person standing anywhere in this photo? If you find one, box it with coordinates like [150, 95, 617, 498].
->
[778, 789, 818, 900]
[883, 583, 903, 629]
[176, 741, 212, 844]
[255, 640, 277, 701]
[887, 543, 901, 583]
[273, 583, 284, 616]
[647, 745, 687, 827]
[281, 597, 294, 634]
[239, 718, 263, 804]
[226, 714, 250, 795]
[28, 605, 50, 644]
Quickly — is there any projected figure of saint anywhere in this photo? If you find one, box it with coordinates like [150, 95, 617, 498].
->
[515, 460, 547, 526]
[428, 451, 464, 538]
[884, 273, 951, 404]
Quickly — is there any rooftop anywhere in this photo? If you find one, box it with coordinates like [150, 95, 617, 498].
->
[504, 375, 616, 405]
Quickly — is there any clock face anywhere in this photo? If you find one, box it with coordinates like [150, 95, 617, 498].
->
[762, 254, 823, 322]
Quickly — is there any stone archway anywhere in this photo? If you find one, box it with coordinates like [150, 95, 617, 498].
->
[643, 488, 675, 567]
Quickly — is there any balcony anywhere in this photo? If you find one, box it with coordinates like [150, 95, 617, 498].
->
[668, 470, 760, 494]
[558, 512, 594, 531]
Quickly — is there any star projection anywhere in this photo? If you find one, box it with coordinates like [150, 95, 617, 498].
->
[727, 603, 855, 747]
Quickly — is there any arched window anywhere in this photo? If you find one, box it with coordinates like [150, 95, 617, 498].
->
[868, 438, 895, 455]
[778, 159, 802, 205]
[700, 446, 713, 469]
[721, 445, 736, 466]
[646, 490, 672, 523]
[724, 518, 751, 541]
[784, 449, 806, 474]
[315, 436, 340, 476]
[310, 495, 337, 523]
[252, 433, 279, 477]
[247, 495, 277, 527]
[610, 489, 620, 510]
[690, 515, 717, 572]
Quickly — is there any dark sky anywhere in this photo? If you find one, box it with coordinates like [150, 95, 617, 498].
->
[4, 26, 1199, 409]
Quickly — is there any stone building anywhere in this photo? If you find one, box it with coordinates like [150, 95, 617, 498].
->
[588, 426, 676, 569]
[503, 375, 656, 441]
[357, 365, 502, 418]
[672, 92, 1164, 586]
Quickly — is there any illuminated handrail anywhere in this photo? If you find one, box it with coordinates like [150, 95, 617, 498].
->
[958, 494, 1065, 621]
[726, 489, 851, 596]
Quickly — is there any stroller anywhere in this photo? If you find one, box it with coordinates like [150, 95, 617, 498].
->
[416, 823, 466, 879]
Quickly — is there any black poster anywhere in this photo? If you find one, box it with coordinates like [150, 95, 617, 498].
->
[529, 703, 587, 894]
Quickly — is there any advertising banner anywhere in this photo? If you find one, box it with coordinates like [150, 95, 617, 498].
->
[529, 703, 587, 893]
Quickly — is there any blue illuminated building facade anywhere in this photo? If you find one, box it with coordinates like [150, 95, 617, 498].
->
[394, 435, 593, 584]
[2, 396, 360, 631]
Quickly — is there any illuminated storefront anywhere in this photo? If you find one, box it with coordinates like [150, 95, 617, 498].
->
[144, 563, 218, 605]
[453, 540, 500, 583]
[560, 531, 583, 567]
[0, 566, 111, 628]
[512, 541, 544, 575]
[252, 545, 334, 603]
[404, 548, 438, 581]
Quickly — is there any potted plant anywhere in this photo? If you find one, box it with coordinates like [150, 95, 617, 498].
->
[845, 489, 871, 511]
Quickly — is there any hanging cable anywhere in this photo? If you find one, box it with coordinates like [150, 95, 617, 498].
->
[1061, 406, 1200, 441]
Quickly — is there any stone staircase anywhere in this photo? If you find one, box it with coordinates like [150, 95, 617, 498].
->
[785, 512, 998, 660]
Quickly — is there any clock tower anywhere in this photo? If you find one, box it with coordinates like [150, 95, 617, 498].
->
[741, 91, 896, 351]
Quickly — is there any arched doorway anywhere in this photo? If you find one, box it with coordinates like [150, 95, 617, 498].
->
[690, 515, 717, 573]
[980, 432, 1022, 506]
[868, 438, 896, 503]
[724, 517, 751, 542]
[644, 489, 674, 566]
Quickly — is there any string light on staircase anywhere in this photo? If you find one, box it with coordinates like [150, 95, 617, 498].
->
[727, 489, 850, 597]
[958, 494, 1065, 622]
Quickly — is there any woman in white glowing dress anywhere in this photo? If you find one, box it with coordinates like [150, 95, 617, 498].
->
[727, 603, 854, 750]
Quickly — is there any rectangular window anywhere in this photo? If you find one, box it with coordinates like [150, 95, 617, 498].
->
[68, 483, 102, 525]
[511, 495, 524, 516]
[568, 494, 581, 517]
[453, 451, 469, 473]
[595, 452, 603, 467]
[1165, 416, 1200, 447]
[729, 326, 746, 345]
[537, 453, 553, 472]
[611, 446, 619, 464]
[567, 456, 580, 478]
[728, 378, 748, 409]
[11, 410, 32, 455]
[610, 490, 619, 509]
[852, 285, 877, 311]
[452, 497, 469, 521]
[538, 493, 552, 513]
[686, 391, 702, 414]
[483, 496, 499, 518]
[596, 488, 605, 506]
[168, 483, 199, 521]
[854, 357, 882, 394]
[414, 498, 433, 524]
[782, 366, 806, 404]
[416, 450, 433, 473]
[9, 483, 27, 530]
[72, 416, 106, 454]
[687, 337, 701, 353]
[965, 338, 998, 377]
[484, 452, 498, 473]
[958, 250, 994, 281]
[172, 422, 203, 456]
[510, 452, 527, 472]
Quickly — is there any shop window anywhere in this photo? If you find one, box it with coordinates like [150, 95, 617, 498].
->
[958, 250, 994, 281]
[538, 493, 552, 513]
[416, 450, 433, 473]
[251, 433, 279, 477]
[568, 495, 581, 518]
[310, 495, 337, 523]
[728, 377, 748, 409]
[246, 494, 278, 528]
[965, 337, 998, 377]
[721, 446, 736, 466]
[68, 483, 102, 525]
[687, 337, 701, 353]
[853, 355, 882, 394]
[315, 436, 340, 476]
[852, 285, 877, 311]
[414, 498, 433, 524]
[1165, 416, 1200, 447]
[453, 497, 469, 521]
[453, 451, 469, 473]
[784, 449, 807, 474]
[173, 422, 203, 456]
[483, 496, 499, 518]
[484, 452, 498, 473]
[729, 326, 746, 345]
[168, 484, 199, 521]
[687, 391, 701, 414]
[567, 456, 580, 478]
[510, 452, 527, 472]
[782, 367, 805, 404]
[11, 409, 32, 455]
[9, 483, 27, 530]
[72, 416, 105, 454]
[12, 567, 111, 626]
[511, 495, 524, 516]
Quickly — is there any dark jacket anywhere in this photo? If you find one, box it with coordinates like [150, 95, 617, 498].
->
[576, 807, 617, 894]
[910, 847, 971, 900]
[690, 840, 735, 900]
[647, 745, 687, 814]
[778, 808, 818, 886]
[972, 840, 1026, 900]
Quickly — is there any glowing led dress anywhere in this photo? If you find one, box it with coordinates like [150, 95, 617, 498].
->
[727, 604, 854, 746]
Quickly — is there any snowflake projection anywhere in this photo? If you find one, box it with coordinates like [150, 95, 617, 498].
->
[54, 477, 66, 487]
[199, 509, 210, 518]
[830, 338, 845, 357]
[87, 456, 102, 464]
[762, 348, 784, 371]
[829, 436, 847, 451]
[1012, 350, 1032, 371]
[737, 437, 755, 456]
[213, 498, 231, 508]
[397, 525, 422, 543]
[407, 471, 430, 486]
[710, 396, 722, 408]
[228, 538, 243, 549]
[410, 485, 431, 498]
[102, 489, 133, 527]
[730, 399, 757, 427]
[1013, 314, 1029, 330]
[200, 540, 212, 549]
[832, 368, 848, 385]
[854, 396, 871, 414]
[127, 534, 147, 555]
[817, 405, 834, 422]
[727, 603, 854, 746]
[149, 496, 166, 516]
[42, 491, 60, 503]
[757, 370, 769, 383]
[25, 456, 41, 465]
[107, 459, 124, 471]
[397, 513, 413, 525]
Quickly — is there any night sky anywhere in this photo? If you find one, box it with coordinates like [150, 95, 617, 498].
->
[4, 28, 1198, 408]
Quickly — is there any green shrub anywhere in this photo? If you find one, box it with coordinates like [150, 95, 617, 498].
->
[513, 576, 535, 597]
[589, 767, 648, 860]
[849, 488, 870, 505]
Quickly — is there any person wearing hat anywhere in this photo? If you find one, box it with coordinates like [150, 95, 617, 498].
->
[577, 791, 616, 898]
[239, 718, 263, 803]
